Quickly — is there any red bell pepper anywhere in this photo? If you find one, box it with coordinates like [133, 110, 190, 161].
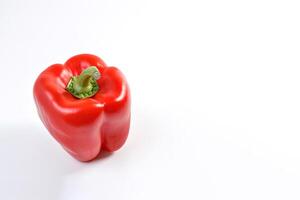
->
[33, 54, 131, 161]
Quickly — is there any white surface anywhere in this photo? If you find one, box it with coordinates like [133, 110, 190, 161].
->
[1, 0, 300, 199]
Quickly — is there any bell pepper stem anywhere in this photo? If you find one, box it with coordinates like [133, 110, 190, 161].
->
[74, 66, 100, 92]
[66, 66, 101, 99]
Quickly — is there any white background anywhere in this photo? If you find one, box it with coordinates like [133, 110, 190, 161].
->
[1, 0, 300, 199]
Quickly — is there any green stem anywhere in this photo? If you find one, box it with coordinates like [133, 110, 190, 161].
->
[66, 66, 100, 99]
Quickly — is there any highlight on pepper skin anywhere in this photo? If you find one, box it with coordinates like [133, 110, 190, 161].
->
[33, 54, 131, 162]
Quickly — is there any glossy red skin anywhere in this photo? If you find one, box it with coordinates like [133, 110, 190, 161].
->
[33, 54, 131, 162]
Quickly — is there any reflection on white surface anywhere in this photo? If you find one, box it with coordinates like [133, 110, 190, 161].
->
[0, 125, 83, 200]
